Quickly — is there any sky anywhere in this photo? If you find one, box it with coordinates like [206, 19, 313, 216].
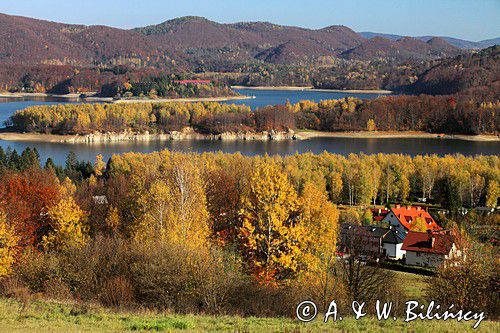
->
[0, 0, 498, 41]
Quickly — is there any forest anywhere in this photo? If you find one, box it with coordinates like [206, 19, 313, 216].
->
[9, 94, 500, 135]
[0, 148, 498, 318]
[1, 45, 497, 99]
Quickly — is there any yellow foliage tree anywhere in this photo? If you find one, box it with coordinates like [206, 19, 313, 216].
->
[299, 182, 339, 265]
[42, 197, 88, 251]
[105, 206, 121, 235]
[94, 154, 107, 177]
[411, 217, 429, 233]
[135, 156, 209, 248]
[367, 119, 377, 131]
[485, 180, 499, 208]
[297, 184, 342, 308]
[0, 211, 19, 279]
[238, 162, 303, 283]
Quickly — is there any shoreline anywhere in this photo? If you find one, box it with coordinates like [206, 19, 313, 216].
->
[295, 130, 500, 142]
[231, 85, 393, 94]
[0, 92, 113, 102]
[1, 130, 498, 144]
[114, 95, 252, 104]
[0, 92, 252, 104]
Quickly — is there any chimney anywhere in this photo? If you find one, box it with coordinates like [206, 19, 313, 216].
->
[427, 230, 435, 247]
[417, 206, 421, 211]
[407, 206, 411, 210]
[396, 204, 401, 209]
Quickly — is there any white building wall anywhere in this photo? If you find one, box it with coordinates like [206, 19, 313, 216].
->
[383, 243, 405, 260]
[405, 251, 446, 268]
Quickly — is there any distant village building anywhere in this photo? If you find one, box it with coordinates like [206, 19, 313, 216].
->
[92, 195, 108, 205]
[402, 231, 457, 268]
[370, 208, 390, 224]
[340, 224, 405, 260]
[174, 80, 211, 85]
[382, 205, 441, 234]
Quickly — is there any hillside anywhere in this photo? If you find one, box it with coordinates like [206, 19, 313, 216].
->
[341, 36, 462, 62]
[2, 12, 497, 94]
[0, 13, 181, 69]
[359, 31, 500, 50]
[408, 45, 500, 97]
[0, 12, 464, 69]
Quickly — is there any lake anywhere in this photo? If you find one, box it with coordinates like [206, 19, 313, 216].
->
[229, 89, 384, 109]
[0, 90, 498, 165]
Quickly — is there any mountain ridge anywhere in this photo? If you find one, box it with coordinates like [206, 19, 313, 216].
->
[358, 31, 500, 49]
[0, 12, 470, 68]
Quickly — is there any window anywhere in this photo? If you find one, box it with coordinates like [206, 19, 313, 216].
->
[416, 252, 421, 257]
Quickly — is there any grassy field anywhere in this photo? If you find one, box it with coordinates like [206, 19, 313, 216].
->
[394, 271, 428, 301]
[0, 298, 498, 332]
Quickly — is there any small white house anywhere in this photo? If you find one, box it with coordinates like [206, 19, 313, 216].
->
[402, 231, 457, 268]
[381, 229, 406, 260]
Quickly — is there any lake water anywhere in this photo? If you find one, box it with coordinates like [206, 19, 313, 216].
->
[0, 90, 498, 165]
[229, 89, 383, 109]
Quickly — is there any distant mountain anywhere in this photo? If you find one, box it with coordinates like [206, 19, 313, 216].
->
[0, 12, 471, 70]
[408, 45, 500, 97]
[134, 16, 365, 65]
[359, 32, 500, 50]
[0, 12, 182, 69]
[341, 36, 462, 62]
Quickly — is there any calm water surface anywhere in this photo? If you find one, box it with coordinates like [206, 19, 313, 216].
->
[0, 90, 498, 165]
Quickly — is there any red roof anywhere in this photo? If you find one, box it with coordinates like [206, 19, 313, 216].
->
[391, 206, 441, 231]
[402, 231, 454, 255]
[174, 80, 211, 85]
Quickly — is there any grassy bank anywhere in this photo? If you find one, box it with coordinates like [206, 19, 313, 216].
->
[0, 298, 497, 332]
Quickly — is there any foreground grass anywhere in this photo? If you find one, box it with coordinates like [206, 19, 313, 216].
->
[394, 271, 428, 301]
[0, 298, 498, 332]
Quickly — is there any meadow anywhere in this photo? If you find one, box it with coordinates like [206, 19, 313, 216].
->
[1, 298, 498, 333]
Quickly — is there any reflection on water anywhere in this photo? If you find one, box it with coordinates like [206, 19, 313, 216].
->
[1, 137, 498, 166]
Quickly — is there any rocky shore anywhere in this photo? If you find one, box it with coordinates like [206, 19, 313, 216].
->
[0, 129, 297, 144]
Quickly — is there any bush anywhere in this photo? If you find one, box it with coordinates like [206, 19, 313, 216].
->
[57, 236, 135, 302]
[14, 250, 60, 294]
[100, 276, 134, 308]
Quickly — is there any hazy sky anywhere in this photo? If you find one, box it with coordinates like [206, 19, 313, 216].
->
[1, 0, 498, 41]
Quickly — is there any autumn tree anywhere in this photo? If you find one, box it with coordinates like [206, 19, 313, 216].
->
[411, 217, 429, 232]
[93, 154, 106, 177]
[361, 209, 374, 226]
[485, 180, 499, 208]
[426, 243, 498, 314]
[299, 182, 339, 263]
[0, 211, 19, 279]
[0, 168, 62, 248]
[297, 183, 340, 306]
[42, 197, 88, 251]
[238, 162, 303, 283]
[135, 156, 209, 248]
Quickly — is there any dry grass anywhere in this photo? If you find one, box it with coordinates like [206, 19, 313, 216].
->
[0, 297, 498, 332]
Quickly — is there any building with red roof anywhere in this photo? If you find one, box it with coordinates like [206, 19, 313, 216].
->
[382, 205, 441, 234]
[174, 80, 211, 85]
[402, 231, 457, 268]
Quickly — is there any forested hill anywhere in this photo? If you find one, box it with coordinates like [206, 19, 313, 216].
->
[0, 13, 498, 95]
[407, 46, 500, 98]
[0, 13, 464, 68]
